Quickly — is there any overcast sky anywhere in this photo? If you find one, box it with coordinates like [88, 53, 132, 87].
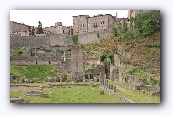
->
[10, 10, 129, 27]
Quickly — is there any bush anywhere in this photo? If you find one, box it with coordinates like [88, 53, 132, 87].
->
[127, 30, 134, 39]
[150, 78, 160, 86]
[121, 33, 129, 41]
[62, 74, 67, 81]
[131, 29, 141, 39]
[18, 51, 23, 55]
[112, 27, 118, 37]
[97, 33, 100, 38]
[72, 35, 78, 45]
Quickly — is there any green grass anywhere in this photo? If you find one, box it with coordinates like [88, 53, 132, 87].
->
[108, 80, 160, 103]
[10, 48, 28, 56]
[10, 91, 26, 98]
[10, 65, 58, 80]
[22, 86, 124, 103]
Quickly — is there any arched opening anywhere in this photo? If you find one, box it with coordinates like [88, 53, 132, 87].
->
[49, 61, 51, 64]
[36, 62, 37, 64]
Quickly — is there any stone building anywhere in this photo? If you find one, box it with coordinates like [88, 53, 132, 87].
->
[55, 22, 63, 34]
[72, 14, 117, 35]
[72, 15, 90, 34]
[10, 21, 30, 34]
[61, 26, 73, 35]
[44, 22, 73, 35]
[118, 18, 129, 23]
[44, 26, 56, 34]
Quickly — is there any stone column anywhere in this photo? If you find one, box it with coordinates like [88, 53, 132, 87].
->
[111, 85, 113, 90]
[60, 77, 62, 83]
[99, 72, 102, 83]
[109, 84, 111, 89]
[106, 79, 108, 88]
[104, 79, 106, 87]
[114, 86, 116, 92]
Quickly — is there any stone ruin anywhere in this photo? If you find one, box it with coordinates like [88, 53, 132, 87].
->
[26, 91, 47, 96]
[71, 45, 85, 82]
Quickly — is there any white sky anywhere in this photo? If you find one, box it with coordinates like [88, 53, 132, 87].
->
[10, 10, 129, 27]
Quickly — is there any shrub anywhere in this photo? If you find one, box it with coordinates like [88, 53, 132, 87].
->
[149, 78, 160, 86]
[18, 51, 23, 55]
[97, 33, 100, 38]
[72, 35, 78, 45]
[112, 27, 118, 37]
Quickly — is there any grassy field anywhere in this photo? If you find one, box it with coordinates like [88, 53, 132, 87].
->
[10, 81, 160, 103]
[108, 80, 160, 103]
[10, 91, 26, 98]
[10, 48, 28, 56]
[21, 86, 124, 103]
[10, 65, 58, 80]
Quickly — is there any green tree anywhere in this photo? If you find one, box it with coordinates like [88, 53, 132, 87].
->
[112, 27, 118, 37]
[121, 22, 128, 33]
[117, 20, 122, 33]
[37, 21, 44, 34]
[134, 10, 160, 35]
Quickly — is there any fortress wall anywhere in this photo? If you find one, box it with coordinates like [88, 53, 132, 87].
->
[10, 29, 112, 48]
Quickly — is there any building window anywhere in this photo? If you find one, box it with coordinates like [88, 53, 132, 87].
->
[94, 23, 98, 28]
[83, 24, 85, 27]
[69, 30, 70, 34]
[63, 30, 64, 33]
[101, 21, 104, 24]
[81, 24, 83, 27]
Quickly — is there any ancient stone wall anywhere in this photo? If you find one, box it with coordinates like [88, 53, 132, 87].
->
[10, 56, 64, 65]
[78, 29, 112, 45]
[10, 35, 50, 48]
[10, 29, 112, 48]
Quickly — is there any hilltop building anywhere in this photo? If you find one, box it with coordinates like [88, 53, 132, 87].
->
[44, 22, 73, 35]
[72, 13, 118, 35]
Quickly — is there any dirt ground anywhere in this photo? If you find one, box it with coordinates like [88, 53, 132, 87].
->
[10, 86, 40, 92]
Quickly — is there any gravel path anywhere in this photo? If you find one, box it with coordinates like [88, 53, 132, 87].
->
[10, 86, 39, 92]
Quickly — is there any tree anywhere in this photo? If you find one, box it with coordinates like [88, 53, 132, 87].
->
[121, 22, 128, 33]
[134, 10, 160, 35]
[37, 21, 44, 34]
[112, 27, 118, 37]
[117, 20, 122, 33]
